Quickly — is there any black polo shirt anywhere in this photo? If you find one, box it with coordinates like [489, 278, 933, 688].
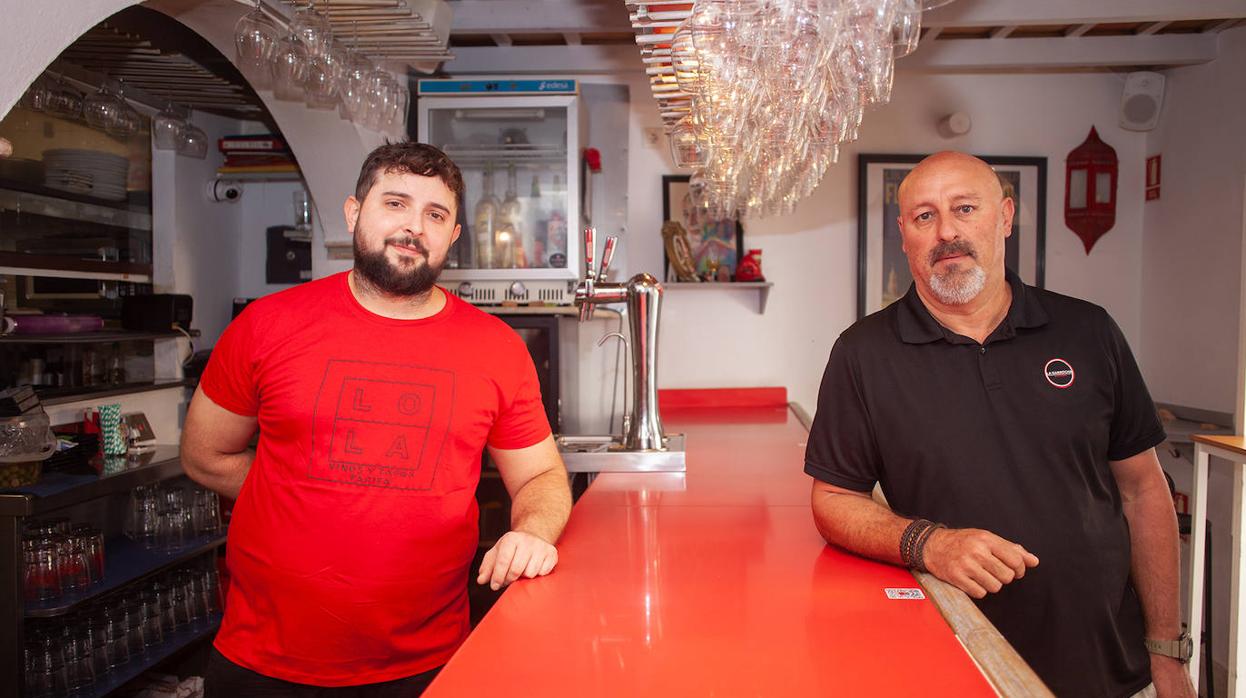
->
[805, 270, 1165, 698]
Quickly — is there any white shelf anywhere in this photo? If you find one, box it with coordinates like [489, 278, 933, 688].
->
[663, 281, 773, 314]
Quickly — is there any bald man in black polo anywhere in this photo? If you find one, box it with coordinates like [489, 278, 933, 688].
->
[806, 152, 1194, 698]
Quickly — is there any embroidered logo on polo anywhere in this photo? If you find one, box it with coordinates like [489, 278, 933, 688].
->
[309, 359, 456, 491]
[1043, 358, 1075, 389]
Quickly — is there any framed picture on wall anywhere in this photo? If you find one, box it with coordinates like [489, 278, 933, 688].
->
[661, 174, 744, 281]
[856, 153, 1047, 318]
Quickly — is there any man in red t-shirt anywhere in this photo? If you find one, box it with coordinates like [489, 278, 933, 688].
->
[182, 142, 572, 696]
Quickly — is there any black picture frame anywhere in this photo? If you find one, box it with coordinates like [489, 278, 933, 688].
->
[661, 174, 745, 282]
[856, 153, 1047, 318]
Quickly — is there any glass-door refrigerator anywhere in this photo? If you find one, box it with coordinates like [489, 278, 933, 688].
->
[416, 78, 582, 305]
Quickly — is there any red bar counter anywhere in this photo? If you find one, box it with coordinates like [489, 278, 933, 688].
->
[426, 399, 1003, 696]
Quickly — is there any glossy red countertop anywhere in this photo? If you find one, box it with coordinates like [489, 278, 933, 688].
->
[426, 406, 997, 696]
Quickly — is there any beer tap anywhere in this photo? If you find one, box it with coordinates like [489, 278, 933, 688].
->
[573, 227, 668, 452]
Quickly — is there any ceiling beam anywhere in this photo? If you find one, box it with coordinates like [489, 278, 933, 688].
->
[901, 33, 1219, 71]
[443, 44, 640, 74]
[1065, 24, 1095, 37]
[449, 0, 631, 34]
[923, 0, 1246, 27]
[441, 32, 1220, 75]
[990, 25, 1017, 39]
[1137, 21, 1171, 35]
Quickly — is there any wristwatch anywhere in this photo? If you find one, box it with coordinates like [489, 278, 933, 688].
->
[1144, 632, 1193, 664]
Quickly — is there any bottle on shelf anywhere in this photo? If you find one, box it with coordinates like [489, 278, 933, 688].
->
[497, 163, 523, 269]
[473, 164, 499, 269]
[530, 174, 547, 268]
[107, 343, 126, 385]
[546, 174, 567, 268]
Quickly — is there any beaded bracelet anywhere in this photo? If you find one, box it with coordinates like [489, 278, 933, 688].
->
[913, 522, 945, 573]
[899, 518, 945, 572]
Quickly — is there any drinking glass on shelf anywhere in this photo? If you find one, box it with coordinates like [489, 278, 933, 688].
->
[24, 541, 61, 602]
[157, 507, 189, 552]
[138, 591, 165, 646]
[61, 536, 92, 592]
[120, 601, 147, 655]
[71, 525, 105, 583]
[202, 565, 222, 614]
[64, 625, 96, 690]
[192, 487, 222, 534]
[99, 608, 130, 667]
[24, 633, 68, 698]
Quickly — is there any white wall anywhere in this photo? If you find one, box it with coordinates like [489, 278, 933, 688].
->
[626, 70, 1150, 413]
[1142, 27, 1246, 416]
[153, 110, 246, 347]
[1143, 26, 1246, 689]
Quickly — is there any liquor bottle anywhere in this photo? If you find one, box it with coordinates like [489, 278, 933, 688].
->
[473, 164, 499, 268]
[530, 174, 547, 268]
[546, 174, 567, 268]
[495, 164, 522, 269]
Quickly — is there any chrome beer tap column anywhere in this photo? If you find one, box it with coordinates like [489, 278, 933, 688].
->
[574, 227, 668, 451]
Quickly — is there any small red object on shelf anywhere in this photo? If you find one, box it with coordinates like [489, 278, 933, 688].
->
[735, 248, 765, 282]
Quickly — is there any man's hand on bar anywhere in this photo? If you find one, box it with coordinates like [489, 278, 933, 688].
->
[477, 530, 558, 591]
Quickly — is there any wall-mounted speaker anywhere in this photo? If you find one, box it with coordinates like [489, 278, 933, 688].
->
[1120, 71, 1165, 132]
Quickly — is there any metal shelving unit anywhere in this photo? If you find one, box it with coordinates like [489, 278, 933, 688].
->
[1, 447, 224, 696]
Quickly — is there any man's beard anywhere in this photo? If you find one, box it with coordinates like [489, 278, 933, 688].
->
[353, 229, 444, 297]
[926, 240, 986, 305]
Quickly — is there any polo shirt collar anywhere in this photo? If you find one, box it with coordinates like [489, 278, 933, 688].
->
[896, 268, 1049, 345]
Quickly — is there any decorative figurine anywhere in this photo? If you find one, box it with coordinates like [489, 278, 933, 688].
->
[661, 220, 700, 282]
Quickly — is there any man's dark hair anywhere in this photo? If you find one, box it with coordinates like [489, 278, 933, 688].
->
[354, 142, 464, 211]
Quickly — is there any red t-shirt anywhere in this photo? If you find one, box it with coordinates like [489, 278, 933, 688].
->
[200, 272, 550, 686]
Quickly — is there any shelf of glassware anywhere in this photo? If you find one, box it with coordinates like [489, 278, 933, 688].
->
[80, 612, 222, 698]
[663, 281, 774, 314]
[25, 532, 227, 619]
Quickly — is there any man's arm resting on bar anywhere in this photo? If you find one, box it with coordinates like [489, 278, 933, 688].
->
[478, 435, 572, 591]
[811, 479, 1038, 598]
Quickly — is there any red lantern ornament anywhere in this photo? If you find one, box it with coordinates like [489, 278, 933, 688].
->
[1064, 126, 1118, 254]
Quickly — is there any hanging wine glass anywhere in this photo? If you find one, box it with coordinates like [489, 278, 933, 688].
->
[84, 81, 124, 132]
[234, 0, 280, 90]
[363, 62, 393, 130]
[106, 81, 141, 137]
[338, 25, 371, 122]
[271, 31, 310, 102]
[292, 4, 333, 59]
[153, 102, 186, 150]
[176, 119, 208, 159]
[45, 76, 83, 119]
[21, 74, 53, 112]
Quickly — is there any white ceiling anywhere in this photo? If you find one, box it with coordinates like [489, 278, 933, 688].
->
[440, 0, 1246, 73]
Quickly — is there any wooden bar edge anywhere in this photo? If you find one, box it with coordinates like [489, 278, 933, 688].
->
[913, 571, 1056, 698]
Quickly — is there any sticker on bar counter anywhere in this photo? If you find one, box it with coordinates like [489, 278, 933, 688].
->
[885, 588, 926, 600]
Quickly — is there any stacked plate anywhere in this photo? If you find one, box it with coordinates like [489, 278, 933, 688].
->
[43, 149, 129, 201]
